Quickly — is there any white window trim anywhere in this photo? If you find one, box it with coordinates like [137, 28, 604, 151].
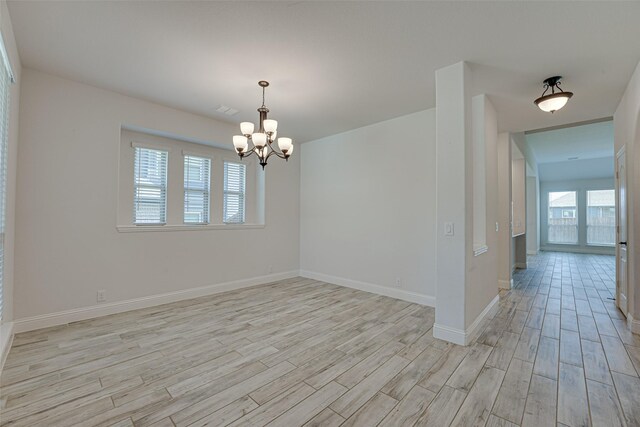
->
[131, 140, 174, 152]
[183, 153, 212, 225]
[117, 224, 265, 232]
[223, 160, 247, 225]
[133, 146, 169, 225]
[118, 130, 264, 232]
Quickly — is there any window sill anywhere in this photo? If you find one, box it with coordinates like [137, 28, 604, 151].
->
[116, 224, 265, 233]
[473, 245, 489, 257]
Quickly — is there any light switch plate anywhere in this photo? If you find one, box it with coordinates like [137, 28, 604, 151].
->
[444, 222, 454, 236]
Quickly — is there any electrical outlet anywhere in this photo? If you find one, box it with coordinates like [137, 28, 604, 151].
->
[395, 278, 401, 288]
[268, 265, 273, 274]
[496, 222, 499, 232]
[97, 290, 107, 303]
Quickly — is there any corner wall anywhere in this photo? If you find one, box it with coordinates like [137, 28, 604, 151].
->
[299, 109, 437, 305]
[14, 69, 300, 326]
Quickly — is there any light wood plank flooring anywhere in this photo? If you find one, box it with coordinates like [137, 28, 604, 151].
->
[1, 252, 639, 426]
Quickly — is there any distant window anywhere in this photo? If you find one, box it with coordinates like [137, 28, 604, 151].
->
[0, 44, 11, 321]
[587, 189, 615, 246]
[223, 161, 246, 224]
[548, 191, 577, 244]
[133, 147, 168, 224]
[184, 155, 211, 224]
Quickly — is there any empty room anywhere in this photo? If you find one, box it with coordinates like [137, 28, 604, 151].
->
[0, 1, 639, 426]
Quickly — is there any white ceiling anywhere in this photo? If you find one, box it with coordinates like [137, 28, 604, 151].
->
[7, 1, 640, 142]
[525, 120, 614, 164]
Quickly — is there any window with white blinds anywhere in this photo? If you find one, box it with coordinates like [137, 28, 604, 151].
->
[133, 147, 168, 224]
[0, 41, 11, 321]
[184, 154, 211, 224]
[223, 161, 246, 224]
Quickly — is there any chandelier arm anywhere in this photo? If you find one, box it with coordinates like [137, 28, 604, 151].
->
[265, 139, 288, 159]
[540, 84, 550, 98]
[237, 147, 256, 159]
[270, 150, 288, 160]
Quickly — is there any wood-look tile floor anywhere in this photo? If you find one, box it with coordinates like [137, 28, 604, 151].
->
[1, 252, 639, 426]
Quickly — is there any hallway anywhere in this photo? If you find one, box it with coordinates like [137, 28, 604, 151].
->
[482, 251, 639, 426]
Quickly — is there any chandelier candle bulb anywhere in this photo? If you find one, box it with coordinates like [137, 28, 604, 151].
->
[240, 122, 254, 136]
[264, 119, 278, 133]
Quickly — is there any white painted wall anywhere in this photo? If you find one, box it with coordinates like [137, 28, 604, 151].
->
[432, 62, 500, 345]
[465, 94, 499, 331]
[511, 158, 526, 237]
[614, 60, 640, 322]
[14, 69, 300, 320]
[538, 157, 614, 181]
[0, 0, 22, 367]
[497, 132, 512, 289]
[299, 109, 436, 304]
[526, 176, 539, 254]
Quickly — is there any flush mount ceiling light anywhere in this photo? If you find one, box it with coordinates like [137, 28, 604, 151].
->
[534, 76, 573, 113]
[232, 81, 293, 169]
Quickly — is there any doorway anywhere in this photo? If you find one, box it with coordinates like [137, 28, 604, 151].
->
[616, 147, 628, 315]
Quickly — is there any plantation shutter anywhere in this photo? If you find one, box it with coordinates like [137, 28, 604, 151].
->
[223, 161, 246, 224]
[133, 147, 168, 224]
[183, 154, 211, 224]
[0, 44, 10, 321]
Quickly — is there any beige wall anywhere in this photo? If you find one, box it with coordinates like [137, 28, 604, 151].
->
[14, 69, 300, 320]
[300, 109, 437, 304]
[614, 60, 640, 321]
[1, 0, 22, 323]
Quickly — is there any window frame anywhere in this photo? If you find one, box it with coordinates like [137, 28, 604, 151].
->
[117, 131, 264, 232]
[223, 160, 247, 225]
[133, 145, 169, 226]
[586, 189, 616, 247]
[547, 190, 579, 245]
[0, 35, 13, 322]
[183, 152, 212, 225]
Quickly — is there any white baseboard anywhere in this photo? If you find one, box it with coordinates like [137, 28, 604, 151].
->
[539, 245, 615, 255]
[299, 270, 435, 307]
[628, 314, 640, 335]
[0, 321, 14, 374]
[498, 279, 513, 290]
[515, 262, 527, 269]
[527, 250, 538, 256]
[13, 271, 299, 334]
[433, 294, 500, 346]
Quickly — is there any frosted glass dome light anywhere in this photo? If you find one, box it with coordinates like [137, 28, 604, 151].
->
[534, 76, 573, 113]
